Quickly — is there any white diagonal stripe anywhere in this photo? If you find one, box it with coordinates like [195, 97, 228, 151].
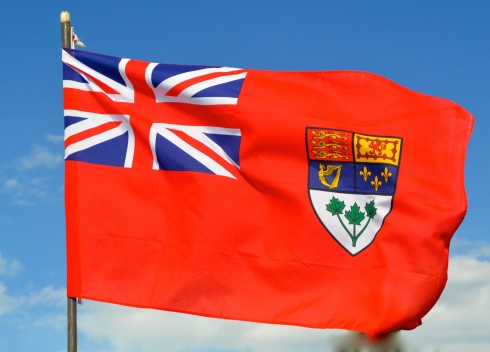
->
[184, 127, 240, 169]
[64, 111, 123, 139]
[179, 72, 247, 99]
[64, 110, 134, 167]
[62, 49, 134, 102]
[153, 96, 239, 105]
[150, 124, 240, 179]
[65, 123, 128, 159]
[63, 80, 103, 92]
[155, 67, 241, 94]
[153, 124, 240, 168]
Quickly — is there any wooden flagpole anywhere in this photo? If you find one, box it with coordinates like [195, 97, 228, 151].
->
[61, 11, 78, 352]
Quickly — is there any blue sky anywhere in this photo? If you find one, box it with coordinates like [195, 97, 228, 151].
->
[0, 1, 489, 351]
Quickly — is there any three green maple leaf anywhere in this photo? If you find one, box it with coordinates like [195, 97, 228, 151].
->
[326, 197, 377, 247]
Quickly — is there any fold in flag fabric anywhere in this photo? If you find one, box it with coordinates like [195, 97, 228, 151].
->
[63, 49, 473, 336]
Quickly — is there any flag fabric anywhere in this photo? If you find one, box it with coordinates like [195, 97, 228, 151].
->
[63, 48, 473, 336]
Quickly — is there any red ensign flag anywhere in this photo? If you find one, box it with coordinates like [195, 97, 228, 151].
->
[63, 49, 473, 336]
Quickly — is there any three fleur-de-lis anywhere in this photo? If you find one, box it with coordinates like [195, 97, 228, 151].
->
[381, 167, 392, 183]
[371, 176, 382, 192]
[359, 166, 371, 182]
[359, 165, 393, 192]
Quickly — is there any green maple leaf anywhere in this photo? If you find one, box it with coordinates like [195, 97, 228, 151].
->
[344, 203, 365, 225]
[326, 197, 346, 216]
[365, 200, 377, 219]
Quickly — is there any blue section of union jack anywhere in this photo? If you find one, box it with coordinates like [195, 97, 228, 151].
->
[150, 124, 241, 179]
[62, 50, 134, 103]
[62, 49, 246, 177]
[64, 110, 135, 168]
[147, 63, 247, 105]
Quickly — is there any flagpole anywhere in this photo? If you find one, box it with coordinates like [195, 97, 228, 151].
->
[67, 296, 77, 352]
[61, 11, 78, 352]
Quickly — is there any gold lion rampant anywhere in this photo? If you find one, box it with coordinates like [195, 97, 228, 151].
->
[318, 164, 342, 189]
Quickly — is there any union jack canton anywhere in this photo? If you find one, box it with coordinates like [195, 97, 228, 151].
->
[62, 49, 246, 179]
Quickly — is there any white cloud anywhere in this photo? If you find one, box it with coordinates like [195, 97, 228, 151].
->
[76, 255, 490, 352]
[0, 253, 22, 277]
[1, 178, 24, 197]
[45, 133, 64, 144]
[0, 254, 65, 328]
[0, 144, 63, 205]
[0, 284, 21, 316]
[0, 282, 65, 330]
[16, 145, 63, 170]
[32, 313, 66, 329]
[26, 286, 66, 307]
[12, 199, 35, 207]
[0, 254, 24, 317]
[451, 238, 490, 259]
[3, 178, 21, 190]
[406, 256, 490, 351]
[23, 287, 67, 330]
[79, 303, 333, 352]
[1, 176, 58, 206]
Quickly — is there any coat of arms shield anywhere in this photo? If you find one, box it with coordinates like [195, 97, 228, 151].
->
[306, 128, 402, 255]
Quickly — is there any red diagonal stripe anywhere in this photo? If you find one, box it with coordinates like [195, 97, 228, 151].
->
[66, 62, 121, 95]
[64, 88, 129, 114]
[166, 128, 239, 178]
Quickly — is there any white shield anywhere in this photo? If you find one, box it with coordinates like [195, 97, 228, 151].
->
[310, 191, 393, 255]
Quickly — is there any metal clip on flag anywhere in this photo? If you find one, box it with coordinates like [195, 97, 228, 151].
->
[72, 29, 85, 48]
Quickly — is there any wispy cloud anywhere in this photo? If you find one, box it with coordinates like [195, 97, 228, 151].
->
[0, 253, 22, 277]
[0, 285, 66, 334]
[0, 254, 23, 316]
[15, 145, 63, 170]
[0, 280, 65, 325]
[45, 133, 64, 144]
[0, 141, 64, 205]
[1, 176, 54, 206]
[12, 199, 35, 207]
[451, 236, 490, 259]
[3, 178, 21, 191]
[25, 286, 65, 308]
[0, 283, 21, 316]
[79, 303, 331, 352]
[407, 255, 490, 351]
